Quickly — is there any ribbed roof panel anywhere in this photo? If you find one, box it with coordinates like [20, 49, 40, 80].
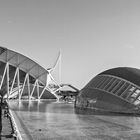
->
[0, 46, 48, 86]
[99, 67, 140, 87]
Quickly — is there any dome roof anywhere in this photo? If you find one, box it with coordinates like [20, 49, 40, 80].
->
[99, 67, 140, 87]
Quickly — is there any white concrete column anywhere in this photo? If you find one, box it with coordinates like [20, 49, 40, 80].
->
[30, 79, 37, 98]
[27, 74, 30, 100]
[6, 63, 9, 101]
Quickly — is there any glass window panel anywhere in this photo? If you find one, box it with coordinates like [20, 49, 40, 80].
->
[112, 81, 124, 94]
[126, 86, 136, 100]
[129, 86, 135, 92]
[134, 100, 140, 105]
[126, 86, 140, 103]
[135, 89, 140, 94]
[131, 92, 139, 98]
[92, 76, 100, 85]
[111, 80, 122, 93]
[121, 84, 131, 99]
[99, 76, 111, 89]
[127, 93, 136, 102]
[117, 83, 129, 96]
[106, 78, 116, 91]
[91, 77, 100, 87]
[131, 93, 137, 98]
[92, 76, 101, 87]
[138, 96, 140, 100]
[95, 76, 106, 88]
[104, 77, 114, 91]
[94, 76, 105, 88]
[108, 79, 119, 93]
[128, 97, 135, 103]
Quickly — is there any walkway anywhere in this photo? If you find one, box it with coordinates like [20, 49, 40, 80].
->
[1, 109, 15, 140]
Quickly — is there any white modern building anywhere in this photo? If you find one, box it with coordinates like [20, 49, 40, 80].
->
[0, 46, 60, 100]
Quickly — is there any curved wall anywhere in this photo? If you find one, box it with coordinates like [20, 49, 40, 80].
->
[75, 68, 140, 114]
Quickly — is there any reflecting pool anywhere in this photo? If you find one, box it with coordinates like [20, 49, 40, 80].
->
[9, 100, 140, 140]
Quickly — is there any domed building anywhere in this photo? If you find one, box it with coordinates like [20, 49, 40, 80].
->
[75, 67, 140, 114]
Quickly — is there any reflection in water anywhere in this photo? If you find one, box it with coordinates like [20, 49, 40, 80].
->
[9, 100, 140, 140]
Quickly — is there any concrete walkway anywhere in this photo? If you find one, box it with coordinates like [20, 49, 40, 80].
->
[0, 109, 15, 140]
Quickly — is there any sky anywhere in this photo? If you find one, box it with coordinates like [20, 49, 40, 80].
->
[0, 0, 140, 89]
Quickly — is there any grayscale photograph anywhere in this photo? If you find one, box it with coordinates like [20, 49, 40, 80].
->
[0, 0, 140, 140]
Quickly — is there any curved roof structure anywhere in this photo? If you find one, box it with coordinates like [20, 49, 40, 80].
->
[0, 46, 47, 85]
[0, 46, 59, 100]
[99, 67, 140, 87]
[75, 67, 140, 114]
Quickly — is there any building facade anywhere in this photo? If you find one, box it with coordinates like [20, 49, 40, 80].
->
[75, 67, 140, 114]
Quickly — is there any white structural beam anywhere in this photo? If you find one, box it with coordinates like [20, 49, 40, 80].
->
[10, 68, 18, 94]
[20, 73, 28, 99]
[39, 86, 47, 99]
[2, 65, 60, 101]
[0, 63, 7, 90]
[39, 71, 60, 100]
[27, 74, 30, 99]
[51, 50, 61, 71]
[37, 80, 40, 99]
[59, 50, 61, 84]
[30, 79, 38, 98]
[47, 86, 60, 100]
[49, 73, 61, 88]
[46, 73, 49, 86]
[0, 48, 62, 101]
[17, 68, 20, 100]
[6, 63, 9, 101]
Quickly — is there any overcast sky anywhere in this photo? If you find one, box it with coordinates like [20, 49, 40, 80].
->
[0, 0, 140, 89]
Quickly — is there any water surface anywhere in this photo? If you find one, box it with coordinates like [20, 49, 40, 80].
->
[9, 100, 140, 140]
